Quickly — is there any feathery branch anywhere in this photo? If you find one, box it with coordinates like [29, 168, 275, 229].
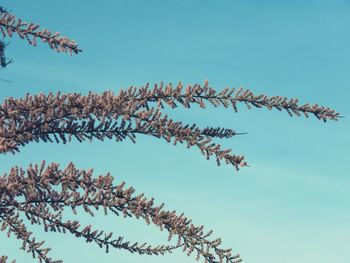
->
[0, 162, 242, 263]
[0, 12, 81, 54]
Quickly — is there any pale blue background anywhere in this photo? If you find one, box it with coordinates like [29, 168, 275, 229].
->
[0, 1, 349, 262]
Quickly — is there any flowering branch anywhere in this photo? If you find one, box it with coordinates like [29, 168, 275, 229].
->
[0, 81, 340, 171]
[129, 80, 340, 121]
[0, 12, 81, 54]
[0, 162, 242, 263]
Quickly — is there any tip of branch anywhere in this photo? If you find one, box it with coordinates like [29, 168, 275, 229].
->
[235, 132, 248, 135]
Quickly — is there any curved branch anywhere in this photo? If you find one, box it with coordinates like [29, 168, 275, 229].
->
[0, 12, 81, 54]
[24, 207, 182, 256]
[0, 162, 242, 263]
[0, 96, 247, 170]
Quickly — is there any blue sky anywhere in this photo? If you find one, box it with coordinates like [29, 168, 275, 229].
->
[0, 1, 349, 262]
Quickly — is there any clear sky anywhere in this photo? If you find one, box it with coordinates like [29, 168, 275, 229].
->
[1, 1, 349, 262]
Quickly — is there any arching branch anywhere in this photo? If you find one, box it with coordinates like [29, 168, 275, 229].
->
[0, 81, 339, 171]
[0, 161, 242, 263]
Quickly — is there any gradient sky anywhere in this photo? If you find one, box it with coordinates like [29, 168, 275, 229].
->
[1, 1, 349, 262]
